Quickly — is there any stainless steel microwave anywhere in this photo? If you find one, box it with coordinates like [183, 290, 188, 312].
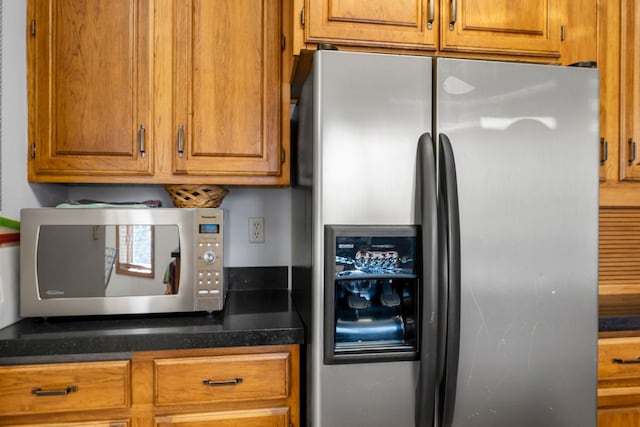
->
[20, 207, 224, 317]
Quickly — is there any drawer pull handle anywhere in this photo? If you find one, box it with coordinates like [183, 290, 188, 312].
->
[31, 385, 78, 396]
[202, 377, 243, 387]
[612, 357, 640, 364]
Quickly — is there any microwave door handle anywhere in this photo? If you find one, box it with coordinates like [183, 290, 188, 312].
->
[415, 132, 439, 427]
[438, 133, 461, 427]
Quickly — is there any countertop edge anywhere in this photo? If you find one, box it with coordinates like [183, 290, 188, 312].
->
[0, 289, 304, 364]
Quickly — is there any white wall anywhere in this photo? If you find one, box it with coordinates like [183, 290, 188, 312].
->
[67, 185, 292, 268]
[0, 1, 292, 329]
[0, 1, 68, 329]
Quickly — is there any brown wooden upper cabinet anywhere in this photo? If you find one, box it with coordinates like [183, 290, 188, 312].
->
[599, 0, 640, 206]
[293, 0, 562, 59]
[28, 0, 154, 179]
[27, 0, 290, 185]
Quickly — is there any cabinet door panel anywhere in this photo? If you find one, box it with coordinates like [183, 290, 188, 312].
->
[30, 0, 152, 177]
[154, 352, 290, 406]
[173, 0, 282, 177]
[599, 407, 640, 427]
[155, 407, 289, 427]
[0, 361, 130, 416]
[306, 0, 436, 50]
[8, 421, 129, 427]
[598, 0, 620, 184]
[440, 0, 561, 57]
[620, 0, 640, 180]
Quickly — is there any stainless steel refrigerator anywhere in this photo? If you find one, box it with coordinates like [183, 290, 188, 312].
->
[291, 50, 599, 427]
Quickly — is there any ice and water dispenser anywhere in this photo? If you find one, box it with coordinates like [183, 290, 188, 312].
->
[324, 226, 419, 364]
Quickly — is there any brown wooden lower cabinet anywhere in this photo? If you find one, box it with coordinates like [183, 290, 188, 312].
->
[0, 345, 299, 427]
[599, 336, 640, 426]
[599, 407, 640, 427]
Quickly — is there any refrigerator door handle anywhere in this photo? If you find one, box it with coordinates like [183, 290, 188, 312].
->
[415, 132, 439, 427]
[438, 133, 461, 427]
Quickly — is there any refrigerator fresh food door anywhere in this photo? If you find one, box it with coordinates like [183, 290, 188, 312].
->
[434, 58, 599, 427]
[310, 50, 434, 427]
[436, 134, 462, 427]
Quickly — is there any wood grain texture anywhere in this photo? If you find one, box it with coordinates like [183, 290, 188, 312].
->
[619, 0, 640, 181]
[599, 0, 640, 206]
[599, 407, 640, 427]
[599, 337, 640, 409]
[600, 208, 640, 285]
[0, 345, 300, 427]
[29, 0, 153, 177]
[306, 0, 437, 51]
[172, 0, 283, 177]
[0, 360, 130, 416]
[155, 407, 289, 427]
[27, 0, 290, 185]
[301, 0, 562, 56]
[440, 0, 561, 56]
[154, 353, 290, 406]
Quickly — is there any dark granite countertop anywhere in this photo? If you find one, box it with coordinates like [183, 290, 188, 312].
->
[0, 289, 304, 365]
[599, 316, 640, 336]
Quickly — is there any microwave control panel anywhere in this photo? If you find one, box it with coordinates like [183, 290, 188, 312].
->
[194, 208, 224, 312]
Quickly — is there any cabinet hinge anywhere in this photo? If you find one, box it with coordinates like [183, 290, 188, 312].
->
[300, 7, 305, 27]
[30, 142, 36, 158]
[560, 24, 566, 42]
[281, 34, 286, 51]
[281, 147, 286, 165]
[30, 19, 36, 37]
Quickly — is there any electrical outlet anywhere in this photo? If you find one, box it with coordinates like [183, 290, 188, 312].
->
[249, 217, 265, 243]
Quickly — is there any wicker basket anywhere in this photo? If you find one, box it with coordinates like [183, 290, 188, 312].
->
[165, 184, 228, 208]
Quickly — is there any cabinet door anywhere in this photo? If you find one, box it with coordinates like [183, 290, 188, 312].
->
[439, 0, 561, 57]
[28, 0, 153, 180]
[305, 0, 436, 51]
[173, 0, 283, 179]
[599, 407, 640, 427]
[598, 0, 621, 185]
[599, 0, 640, 205]
[620, 0, 640, 180]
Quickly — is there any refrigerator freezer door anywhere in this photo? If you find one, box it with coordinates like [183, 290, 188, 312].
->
[311, 51, 433, 427]
[435, 58, 599, 427]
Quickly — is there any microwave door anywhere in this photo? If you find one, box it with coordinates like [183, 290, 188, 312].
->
[37, 225, 108, 298]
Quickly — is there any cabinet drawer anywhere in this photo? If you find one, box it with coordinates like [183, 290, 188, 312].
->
[599, 337, 640, 407]
[154, 352, 290, 406]
[0, 360, 130, 416]
[155, 407, 289, 427]
[8, 421, 130, 427]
